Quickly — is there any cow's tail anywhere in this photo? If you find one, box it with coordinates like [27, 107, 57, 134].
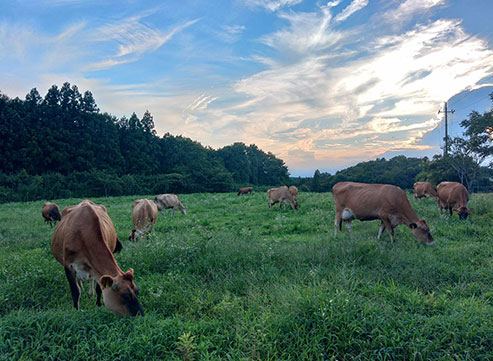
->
[114, 237, 123, 253]
[50, 207, 62, 221]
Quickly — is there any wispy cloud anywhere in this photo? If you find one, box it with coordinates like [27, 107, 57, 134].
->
[245, 0, 303, 12]
[334, 0, 369, 23]
[87, 17, 199, 70]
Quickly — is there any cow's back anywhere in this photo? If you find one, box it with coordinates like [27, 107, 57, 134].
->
[52, 200, 117, 266]
[333, 182, 407, 219]
[438, 182, 467, 205]
[133, 199, 158, 227]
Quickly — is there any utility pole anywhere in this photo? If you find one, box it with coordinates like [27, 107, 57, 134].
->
[438, 102, 455, 156]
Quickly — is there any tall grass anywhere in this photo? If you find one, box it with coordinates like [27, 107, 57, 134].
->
[0, 192, 492, 360]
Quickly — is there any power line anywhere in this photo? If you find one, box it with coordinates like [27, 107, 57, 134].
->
[438, 102, 455, 157]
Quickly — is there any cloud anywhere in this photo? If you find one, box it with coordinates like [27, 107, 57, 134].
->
[87, 17, 199, 70]
[333, 0, 369, 23]
[245, 0, 303, 12]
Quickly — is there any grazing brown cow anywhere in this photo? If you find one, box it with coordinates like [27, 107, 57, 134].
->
[437, 182, 472, 220]
[267, 186, 298, 210]
[42, 202, 61, 227]
[332, 182, 434, 244]
[52, 200, 143, 316]
[413, 182, 438, 200]
[237, 187, 253, 196]
[154, 194, 186, 217]
[289, 185, 298, 200]
[129, 199, 158, 241]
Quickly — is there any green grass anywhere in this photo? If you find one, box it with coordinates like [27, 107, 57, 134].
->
[0, 192, 492, 360]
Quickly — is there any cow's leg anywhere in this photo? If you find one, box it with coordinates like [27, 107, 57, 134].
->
[381, 218, 394, 242]
[334, 212, 342, 236]
[377, 222, 385, 240]
[161, 209, 165, 217]
[449, 207, 453, 216]
[88, 279, 94, 298]
[95, 283, 102, 307]
[64, 267, 81, 310]
[172, 208, 176, 217]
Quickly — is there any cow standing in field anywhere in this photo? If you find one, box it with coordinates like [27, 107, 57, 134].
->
[42, 202, 61, 227]
[289, 185, 298, 201]
[267, 186, 298, 210]
[129, 199, 158, 241]
[154, 194, 187, 217]
[413, 182, 438, 200]
[237, 187, 253, 196]
[52, 200, 143, 316]
[437, 182, 472, 220]
[332, 182, 434, 244]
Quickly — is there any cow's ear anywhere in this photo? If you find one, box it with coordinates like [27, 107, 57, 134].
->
[100, 275, 114, 289]
[123, 268, 134, 281]
[409, 223, 417, 229]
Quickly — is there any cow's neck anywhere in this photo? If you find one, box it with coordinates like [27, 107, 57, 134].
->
[86, 240, 123, 279]
[400, 202, 420, 228]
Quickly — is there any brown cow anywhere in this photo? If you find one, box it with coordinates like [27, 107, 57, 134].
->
[413, 182, 438, 200]
[154, 194, 186, 217]
[237, 187, 253, 196]
[289, 185, 298, 200]
[42, 202, 61, 227]
[332, 182, 434, 244]
[52, 200, 143, 316]
[437, 182, 472, 220]
[267, 186, 298, 210]
[129, 199, 158, 241]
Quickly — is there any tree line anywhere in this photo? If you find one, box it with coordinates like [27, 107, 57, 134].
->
[0, 82, 289, 202]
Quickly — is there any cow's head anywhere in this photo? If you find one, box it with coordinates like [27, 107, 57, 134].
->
[409, 219, 434, 245]
[180, 206, 187, 215]
[100, 268, 144, 316]
[455, 206, 472, 220]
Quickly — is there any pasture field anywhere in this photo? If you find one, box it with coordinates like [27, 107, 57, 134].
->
[0, 192, 492, 360]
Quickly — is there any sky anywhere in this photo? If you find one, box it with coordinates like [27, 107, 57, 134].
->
[1, 0, 492, 176]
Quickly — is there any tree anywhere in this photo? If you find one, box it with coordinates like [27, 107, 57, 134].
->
[141, 110, 156, 135]
[312, 169, 321, 191]
[448, 94, 493, 190]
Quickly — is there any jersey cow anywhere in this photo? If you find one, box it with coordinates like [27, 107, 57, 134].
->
[267, 186, 298, 210]
[42, 202, 62, 227]
[237, 187, 253, 196]
[289, 185, 299, 201]
[129, 199, 158, 241]
[437, 182, 472, 220]
[52, 200, 143, 316]
[332, 182, 434, 245]
[413, 182, 438, 200]
[154, 194, 187, 217]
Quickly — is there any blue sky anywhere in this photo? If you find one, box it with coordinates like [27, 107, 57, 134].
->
[1, 0, 492, 176]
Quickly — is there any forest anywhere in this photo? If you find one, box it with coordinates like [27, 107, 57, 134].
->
[0, 83, 491, 202]
[0, 83, 289, 201]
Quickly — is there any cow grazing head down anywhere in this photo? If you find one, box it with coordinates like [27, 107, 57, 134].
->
[100, 268, 144, 316]
[409, 219, 434, 245]
[455, 206, 472, 220]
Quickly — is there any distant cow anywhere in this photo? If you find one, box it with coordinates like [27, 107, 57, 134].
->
[289, 185, 298, 200]
[332, 182, 434, 244]
[237, 187, 253, 196]
[267, 186, 298, 210]
[42, 202, 61, 227]
[129, 199, 158, 241]
[154, 194, 186, 217]
[413, 182, 438, 200]
[437, 182, 472, 220]
[52, 200, 143, 316]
